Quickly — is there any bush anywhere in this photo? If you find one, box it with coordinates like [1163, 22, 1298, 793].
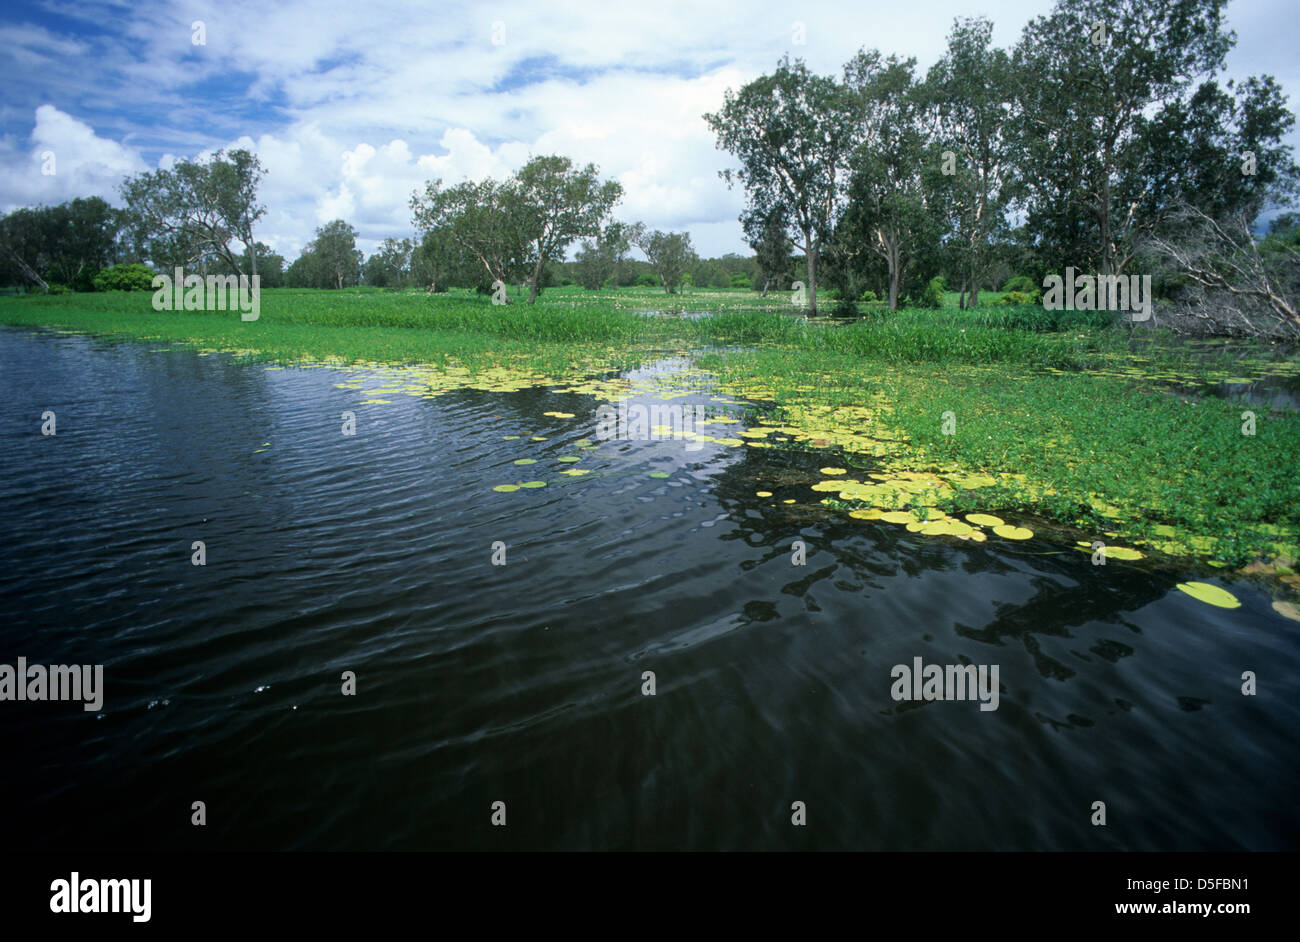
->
[729, 273, 752, 289]
[635, 272, 659, 287]
[93, 264, 157, 292]
[45, 283, 73, 295]
[918, 276, 945, 309]
[996, 289, 1042, 305]
[860, 289, 878, 302]
[1001, 274, 1037, 294]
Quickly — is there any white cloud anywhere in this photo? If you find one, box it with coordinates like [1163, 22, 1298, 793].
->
[1, 0, 1296, 259]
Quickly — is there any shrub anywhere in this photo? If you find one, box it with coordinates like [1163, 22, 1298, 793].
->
[1001, 274, 1037, 294]
[93, 264, 157, 292]
[860, 289, 878, 302]
[635, 272, 659, 287]
[918, 276, 945, 309]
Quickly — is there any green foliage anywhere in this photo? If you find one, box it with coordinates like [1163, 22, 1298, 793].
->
[119, 148, 266, 277]
[918, 276, 945, 308]
[93, 263, 156, 291]
[1001, 274, 1037, 294]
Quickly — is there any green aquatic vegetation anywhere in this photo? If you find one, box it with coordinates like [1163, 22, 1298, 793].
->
[5, 287, 1297, 570]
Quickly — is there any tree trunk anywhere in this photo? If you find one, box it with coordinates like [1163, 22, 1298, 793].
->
[1, 243, 49, 292]
[527, 255, 544, 304]
[958, 278, 967, 310]
[804, 226, 817, 315]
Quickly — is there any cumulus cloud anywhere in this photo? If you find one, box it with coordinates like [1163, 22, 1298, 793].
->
[0, 0, 1296, 258]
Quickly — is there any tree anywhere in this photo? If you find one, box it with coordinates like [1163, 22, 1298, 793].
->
[838, 50, 940, 311]
[1009, 0, 1235, 277]
[574, 222, 630, 289]
[311, 220, 362, 289]
[744, 208, 791, 297]
[705, 56, 858, 314]
[211, 241, 284, 287]
[0, 197, 121, 291]
[363, 237, 413, 287]
[924, 17, 1017, 308]
[1146, 201, 1299, 337]
[514, 155, 622, 303]
[120, 148, 267, 279]
[628, 225, 697, 294]
[411, 227, 474, 292]
[410, 177, 529, 298]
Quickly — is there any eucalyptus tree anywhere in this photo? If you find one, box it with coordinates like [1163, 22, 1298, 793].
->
[574, 221, 630, 290]
[120, 148, 266, 279]
[514, 156, 622, 302]
[838, 50, 940, 311]
[410, 176, 530, 297]
[1008, 0, 1235, 276]
[744, 207, 791, 296]
[628, 224, 697, 294]
[705, 56, 858, 314]
[924, 17, 1017, 307]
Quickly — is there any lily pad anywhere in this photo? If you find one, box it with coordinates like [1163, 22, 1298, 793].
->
[513, 458, 537, 466]
[648, 471, 670, 479]
[1175, 582, 1240, 609]
[820, 467, 847, 475]
[519, 480, 547, 489]
[993, 524, 1034, 540]
[493, 484, 520, 493]
[756, 490, 773, 497]
[965, 513, 1004, 528]
[1272, 599, 1300, 622]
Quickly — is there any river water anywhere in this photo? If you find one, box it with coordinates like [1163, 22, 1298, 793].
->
[2, 327, 1297, 850]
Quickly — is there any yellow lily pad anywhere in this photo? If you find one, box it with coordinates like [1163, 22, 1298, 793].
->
[993, 524, 1034, 540]
[965, 513, 1004, 528]
[1175, 582, 1240, 609]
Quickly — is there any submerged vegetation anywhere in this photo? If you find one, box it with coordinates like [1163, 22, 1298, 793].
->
[3, 284, 1298, 579]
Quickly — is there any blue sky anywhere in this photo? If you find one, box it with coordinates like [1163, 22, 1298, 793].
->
[1, 0, 1296, 260]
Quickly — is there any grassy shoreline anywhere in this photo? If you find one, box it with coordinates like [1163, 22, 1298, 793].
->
[3, 286, 1298, 569]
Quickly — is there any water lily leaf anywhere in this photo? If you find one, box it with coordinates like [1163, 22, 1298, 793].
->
[493, 484, 520, 492]
[1106, 546, 1144, 560]
[513, 458, 537, 466]
[1175, 582, 1240, 609]
[557, 456, 581, 463]
[1272, 599, 1300, 622]
[820, 467, 847, 475]
[993, 524, 1033, 540]
[648, 471, 670, 478]
[519, 480, 547, 489]
[965, 513, 1004, 527]
[756, 491, 773, 497]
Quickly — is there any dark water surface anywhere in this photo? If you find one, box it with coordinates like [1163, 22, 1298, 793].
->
[2, 327, 1297, 850]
